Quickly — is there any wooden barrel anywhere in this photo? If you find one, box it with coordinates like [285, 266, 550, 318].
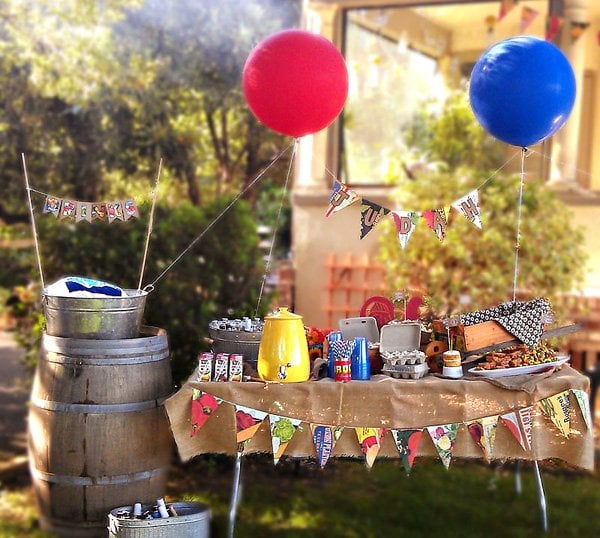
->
[28, 326, 173, 537]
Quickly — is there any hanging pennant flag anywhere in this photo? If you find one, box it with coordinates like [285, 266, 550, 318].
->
[570, 389, 592, 430]
[59, 200, 77, 220]
[451, 190, 482, 229]
[519, 406, 534, 449]
[75, 202, 92, 223]
[422, 208, 447, 241]
[123, 199, 139, 220]
[355, 427, 386, 468]
[325, 180, 360, 217]
[466, 415, 499, 462]
[539, 391, 571, 438]
[500, 411, 527, 451]
[269, 414, 302, 465]
[391, 429, 423, 476]
[392, 211, 420, 249]
[43, 196, 61, 217]
[360, 199, 390, 239]
[520, 7, 538, 32]
[498, 0, 518, 22]
[310, 424, 344, 468]
[570, 21, 590, 41]
[426, 423, 459, 469]
[190, 390, 223, 437]
[545, 15, 561, 41]
[235, 404, 268, 453]
[91, 202, 107, 220]
[106, 202, 125, 223]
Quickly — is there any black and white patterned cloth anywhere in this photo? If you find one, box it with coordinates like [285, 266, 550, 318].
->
[460, 298, 551, 348]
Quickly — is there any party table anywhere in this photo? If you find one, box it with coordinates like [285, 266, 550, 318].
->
[165, 365, 594, 471]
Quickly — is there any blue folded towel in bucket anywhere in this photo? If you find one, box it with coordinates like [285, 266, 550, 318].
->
[46, 277, 125, 298]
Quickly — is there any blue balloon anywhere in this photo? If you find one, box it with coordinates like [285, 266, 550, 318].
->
[469, 36, 576, 147]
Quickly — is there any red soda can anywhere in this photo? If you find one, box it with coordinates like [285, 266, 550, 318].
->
[334, 357, 352, 382]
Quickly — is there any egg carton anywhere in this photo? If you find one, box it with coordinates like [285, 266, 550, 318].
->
[382, 362, 429, 380]
[381, 349, 426, 366]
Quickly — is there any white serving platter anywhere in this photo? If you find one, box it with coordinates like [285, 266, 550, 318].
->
[467, 355, 570, 378]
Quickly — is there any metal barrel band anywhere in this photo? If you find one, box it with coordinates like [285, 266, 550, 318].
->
[42, 350, 170, 366]
[31, 397, 167, 414]
[30, 465, 168, 486]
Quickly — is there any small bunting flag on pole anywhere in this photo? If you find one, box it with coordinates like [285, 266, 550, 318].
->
[43, 196, 61, 217]
[391, 429, 423, 476]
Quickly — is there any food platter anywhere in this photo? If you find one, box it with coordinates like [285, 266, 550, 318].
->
[468, 355, 570, 378]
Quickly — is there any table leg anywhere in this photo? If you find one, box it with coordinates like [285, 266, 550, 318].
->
[514, 460, 522, 495]
[532, 460, 548, 533]
[228, 451, 243, 538]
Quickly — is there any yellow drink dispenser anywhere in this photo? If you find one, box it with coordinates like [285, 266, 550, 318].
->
[257, 307, 310, 382]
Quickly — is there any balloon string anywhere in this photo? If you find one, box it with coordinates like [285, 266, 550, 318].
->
[512, 147, 528, 303]
[254, 139, 298, 317]
[145, 142, 294, 290]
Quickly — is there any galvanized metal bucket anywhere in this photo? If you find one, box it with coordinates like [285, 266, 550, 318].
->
[208, 327, 261, 370]
[42, 289, 147, 339]
[107, 502, 211, 538]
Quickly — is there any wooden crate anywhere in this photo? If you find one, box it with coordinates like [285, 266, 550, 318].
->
[432, 319, 515, 352]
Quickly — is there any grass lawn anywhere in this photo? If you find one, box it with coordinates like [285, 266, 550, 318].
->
[1, 455, 598, 537]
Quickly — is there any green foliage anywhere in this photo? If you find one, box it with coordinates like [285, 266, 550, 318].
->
[10, 199, 267, 384]
[379, 92, 586, 319]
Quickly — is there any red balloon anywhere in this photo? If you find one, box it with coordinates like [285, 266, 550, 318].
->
[242, 29, 348, 138]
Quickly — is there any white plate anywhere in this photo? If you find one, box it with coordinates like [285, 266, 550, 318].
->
[468, 355, 570, 378]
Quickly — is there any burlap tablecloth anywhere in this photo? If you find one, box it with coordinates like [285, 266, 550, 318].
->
[165, 365, 594, 471]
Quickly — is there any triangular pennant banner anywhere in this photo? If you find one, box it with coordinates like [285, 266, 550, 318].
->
[451, 190, 482, 229]
[571, 388, 592, 430]
[422, 208, 447, 241]
[518, 406, 534, 449]
[235, 404, 268, 453]
[466, 415, 499, 461]
[355, 427, 386, 468]
[498, 0, 517, 21]
[520, 7, 538, 32]
[546, 15, 562, 41]
[91, 203, 107, 220]
[500, 411, 527, 451]
[269, 414, 302, 465]
[325, 180, 360, 217]
[539, 391, 571, 438]
[391, 429, 423, 476]
[190, 390, 223, 437]
[75, 202, 92, 223]
[43, 196, 61, 217]
[427, 423, 459, 469]
[360, 199, 390, 239]
[310, 424, 344, 468]
[391, 210, 420, 249]
[123, 199, 139, 220]
[60, 200, 77, 220]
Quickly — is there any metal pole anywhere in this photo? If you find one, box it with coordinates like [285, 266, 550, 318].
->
[532, 460, 548, 533]
[514, 460, 522, 495]
[228, 451, 243, 538]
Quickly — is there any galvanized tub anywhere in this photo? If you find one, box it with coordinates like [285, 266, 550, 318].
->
[42, 289, 147, 339]
[108, 502, 211, 538]
[208, 327, 262, 370]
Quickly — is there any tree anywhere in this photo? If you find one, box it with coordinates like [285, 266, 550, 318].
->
[378, 90, 586, 319]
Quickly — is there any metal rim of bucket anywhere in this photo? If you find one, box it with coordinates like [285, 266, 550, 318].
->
[108, 501, 211, 529]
